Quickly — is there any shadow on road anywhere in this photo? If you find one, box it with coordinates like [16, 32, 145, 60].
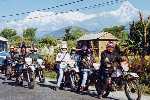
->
[2, 81, 16, 86]
[37, 83, 57, 91]
[48, 80, 57, 84]
[0, 74, 6, 80]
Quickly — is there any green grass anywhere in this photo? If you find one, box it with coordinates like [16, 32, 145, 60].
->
[44, 70, 57, 79]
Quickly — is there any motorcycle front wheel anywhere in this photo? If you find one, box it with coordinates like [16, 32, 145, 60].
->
[27, 71, 35, 89]
[39, 70, 45, 83]
[124, 80, 141, 100]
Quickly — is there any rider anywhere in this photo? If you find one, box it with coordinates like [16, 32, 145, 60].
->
[78, 45, 94, 92]
[70, 48, 80, 71]
[98, 41, 120, 98]
[56, 43, 71, 89]
[20, 42, 27, 59]
[9, 46, 15, 59]
[29, 48, 41, 62]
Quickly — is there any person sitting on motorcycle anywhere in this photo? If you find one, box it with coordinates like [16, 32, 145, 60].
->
[70, 48, 80, 72]
[9, 46, 15, 59]
[29, 48, 41, 62]
[55, 44, 71, 89]
[29, 48, 44, 80]
[4, 55, 12, 80]
[78, 46, 94, 92]
[98, 41, 120, 98]
[20, 42, 27, 58]
[13, 48, 24, 77]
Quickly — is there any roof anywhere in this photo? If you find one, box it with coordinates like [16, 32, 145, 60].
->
[0, 36, 8, 42]
[77, 32, 118, 41]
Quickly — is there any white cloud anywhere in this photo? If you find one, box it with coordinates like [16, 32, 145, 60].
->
[2, 1, 149, 35]
[5, 11, 96, 34]
[97, 1, 139, 23]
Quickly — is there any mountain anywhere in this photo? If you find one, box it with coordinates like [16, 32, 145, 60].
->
[40, 26, 89, 38]
[5, 1, 148, 36]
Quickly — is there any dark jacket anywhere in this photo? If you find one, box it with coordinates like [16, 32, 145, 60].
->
[100, 50, 120, 69]
[80, 52, 95, 69]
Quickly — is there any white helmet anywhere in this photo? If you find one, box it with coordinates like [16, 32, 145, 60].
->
[61, 44, 67, 49]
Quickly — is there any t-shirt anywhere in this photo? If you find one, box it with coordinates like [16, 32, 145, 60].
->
[56, 52, 71, 62]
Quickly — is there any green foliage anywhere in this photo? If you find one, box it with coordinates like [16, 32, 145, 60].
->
[43, 54, 56, 71]
[67, 40, 76, 50]
[63, 27, 85, 49]
[45, 71, 57, 79]
[11, 35, 22, 46]
[0, 28, 17, 40]
[63, 27, 85, 41]
[129, 21, 144, 50]
[23, 28, 37, 45]
[39, 36, 58, 47]
[142, 85, 150, 94]
[129, 55, 150, 94]
[103, 25, 126, 39]
[128, 12, 150, 56]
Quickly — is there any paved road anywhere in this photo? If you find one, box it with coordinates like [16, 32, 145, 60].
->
[0, 75, 150, 100]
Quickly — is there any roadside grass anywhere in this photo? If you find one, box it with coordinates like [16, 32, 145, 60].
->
[44, 70, 57, 79]
[142, 85, 150, 95]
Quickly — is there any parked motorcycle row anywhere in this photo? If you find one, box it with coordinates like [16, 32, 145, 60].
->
[55, 56, 141, 100]
[54, 41, 142, 100]
[0, 44, 142, 100]
[0, 54, 45, 89]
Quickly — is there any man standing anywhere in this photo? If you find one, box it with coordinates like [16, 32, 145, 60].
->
[56, 43, 71, 89]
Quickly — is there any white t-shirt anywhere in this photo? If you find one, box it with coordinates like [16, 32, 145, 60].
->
[56, 52, 71, 68]
[56, 52, 71, 62]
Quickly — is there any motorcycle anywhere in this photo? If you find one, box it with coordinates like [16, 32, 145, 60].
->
[17, 57, 35, 89]
[61, 60, 80, 90]
[15, 58, 24, 86]
[96, 60, 141, 100]
[35, 59, 45, 83]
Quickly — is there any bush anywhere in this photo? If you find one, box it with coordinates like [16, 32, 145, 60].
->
[43, 54, 56, 71]
[128, 55, 150, 94]
[142, 85, 150, 95]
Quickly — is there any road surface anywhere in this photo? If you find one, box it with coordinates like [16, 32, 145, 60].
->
[0, 74, 150, 100]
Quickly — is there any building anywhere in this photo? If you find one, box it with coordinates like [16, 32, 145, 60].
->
[77, 32, 118, 60]
[0, 36, 8, 51]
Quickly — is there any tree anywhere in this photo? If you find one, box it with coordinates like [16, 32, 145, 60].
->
[0, 28, 17, 40]
[128, 12, 150, 67]
[63, 27, 85, 49]
[63, 27, 85, 41]
[11, 35, 22, 46]
[23, 28, 37, 46]
[103, 25, 126, 39]
[39, 36, 57, 47]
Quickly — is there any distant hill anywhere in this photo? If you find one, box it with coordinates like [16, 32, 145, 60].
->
[40, 26, 89, 39]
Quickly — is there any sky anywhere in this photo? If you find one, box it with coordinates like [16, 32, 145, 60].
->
[0, 0, 149, 36]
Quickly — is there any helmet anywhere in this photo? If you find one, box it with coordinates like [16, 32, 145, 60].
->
[106, 41, 115, 48]
[10, 46, 14, 49]
[61, 44, 67, 49]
